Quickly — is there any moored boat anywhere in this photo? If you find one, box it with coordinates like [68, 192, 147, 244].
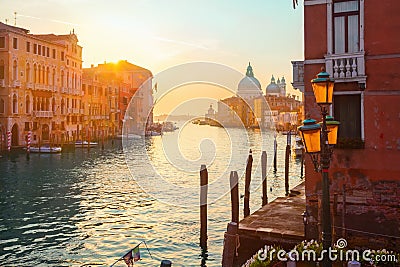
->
[29, 145, 62, 153]
[75, 141, 98, 147]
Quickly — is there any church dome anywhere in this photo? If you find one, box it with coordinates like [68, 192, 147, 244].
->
[266, 75, 280, 95]
[237, 63, 262, 99]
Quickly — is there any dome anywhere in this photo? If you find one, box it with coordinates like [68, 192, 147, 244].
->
[237, 63, 262, 99]
[266, 75, 281, 95]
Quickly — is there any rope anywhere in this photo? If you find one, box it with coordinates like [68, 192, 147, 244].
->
[235, 234, 241, 256]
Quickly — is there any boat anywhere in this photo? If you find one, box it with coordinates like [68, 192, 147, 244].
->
[293, 136, 304, 158]
[29, 145, 62, 153]
[75, 140, 98, 147]
[116, 133, 142, 139]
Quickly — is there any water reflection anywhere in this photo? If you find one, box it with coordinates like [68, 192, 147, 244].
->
[0, 123, 303, 267]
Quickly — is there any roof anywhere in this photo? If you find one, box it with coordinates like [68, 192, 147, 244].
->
[0, 22, 30, 34]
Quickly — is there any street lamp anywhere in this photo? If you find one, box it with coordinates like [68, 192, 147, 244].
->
[298, 68, 339, 267]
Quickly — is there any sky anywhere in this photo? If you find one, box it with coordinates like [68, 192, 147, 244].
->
[0, 0, 304, 115]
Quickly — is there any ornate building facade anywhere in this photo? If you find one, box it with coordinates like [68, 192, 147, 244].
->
[0, 22, 83, 148]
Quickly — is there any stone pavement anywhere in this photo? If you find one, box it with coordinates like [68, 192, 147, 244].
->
[235, 182, 306, 265]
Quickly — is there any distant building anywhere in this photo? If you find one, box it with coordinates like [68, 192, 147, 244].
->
[217, 63, 303, 130]
[82, 60, 152, 137]
[0, 22, 83, 147]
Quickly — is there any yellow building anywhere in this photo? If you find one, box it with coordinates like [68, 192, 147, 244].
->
[0, 22, 83, 149]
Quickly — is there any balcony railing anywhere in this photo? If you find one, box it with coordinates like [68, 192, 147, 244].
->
[34, 111, 53, 118]
[13, 80, 21, 88]
[26, 82, 33, 89]
[325, 52, 366, 84]
[0, 79, 5, 87]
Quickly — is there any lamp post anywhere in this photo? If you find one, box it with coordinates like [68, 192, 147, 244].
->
[298, 68, 340, 267]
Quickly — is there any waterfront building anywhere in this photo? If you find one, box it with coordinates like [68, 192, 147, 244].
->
[295, 0, 400, 249]
[217, 63, 303, 129]
[83, 61, 152, 136]
[0, 22, 83, 149]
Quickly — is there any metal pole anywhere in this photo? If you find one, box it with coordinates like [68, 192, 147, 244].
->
[321, 107, 332, 267]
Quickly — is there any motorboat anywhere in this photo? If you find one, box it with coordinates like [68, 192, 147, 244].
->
[75, 140, 98, 147]
[29, 145, 62, 153]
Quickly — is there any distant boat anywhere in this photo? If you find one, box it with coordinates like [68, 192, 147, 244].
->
[293, 136, 304, 158]
[198, 120, 207, 125]
[116, 134, 142, 139]
[75, 141, 98, 147]
[29, 145, 62, 153]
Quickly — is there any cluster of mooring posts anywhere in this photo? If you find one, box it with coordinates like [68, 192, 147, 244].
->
[198, 133, 306, 267]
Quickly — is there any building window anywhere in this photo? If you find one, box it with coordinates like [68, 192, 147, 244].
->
[13, 60, 18, 81]
[38, 45, 41, 55]
[26, 41, 30, 52]
[61, 51, 65, 61]
[33, 122, 38, 130]
[25, 122, 30, 131]
[0, 98, 4, 113]
[0, 36, 5, 48]
[334, 94, 363, 148]
[333, 0, 360, 54]
[52, 49, 56, 59]
[0, 60, 4, 79]
[34, 43, 37, 54]
[13, 37, 18, 49]
[42, 46, 45, 56]
[12, 94, 18, 114]
[46, 47, 50, 57]
[26, 95, 30, 114]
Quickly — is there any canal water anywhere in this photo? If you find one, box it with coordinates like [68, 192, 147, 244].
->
[0, 122, 303, 267]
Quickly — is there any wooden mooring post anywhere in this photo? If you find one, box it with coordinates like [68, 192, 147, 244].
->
[222, 171, 240, 267]
[200, 164, 208, 250]
[261, 151, 268, 206]
[244, 149, 253, 218]
[285, 144, 290, 196]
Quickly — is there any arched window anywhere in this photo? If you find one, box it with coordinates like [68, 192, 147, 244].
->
[26, 95, 30, 114]
[61, 70, 64, 87]
[13, 60, 18, 81]
[33, 97, 36, 111]
[0, 60, 5, 80]
[33, 64, 37, 83]
[46, 98, 50, 111]
[12, 94, 17, 113]
[67, 71, 69, 88]
[38, 64, 41, 83]
[46, 67, 50, 85]
[61, 98, 65, 114]
[36, 97, 40, 111]
[0, 98, 4, 113]
[52, 69, 56, 86]
[26, 63, 30, 83]
[52, 98, 55, 112]
[41, 65, 45, 84]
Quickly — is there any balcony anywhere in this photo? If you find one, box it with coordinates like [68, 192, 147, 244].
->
[0, 79, 5, 87]
[325, 52, 367, 84]
[67, 108, 80, 114]
[26, 82, 33, 89]
[13, 80, 21, 88]
[291, 61, 304, 92]
[34, 111, 53, 118]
